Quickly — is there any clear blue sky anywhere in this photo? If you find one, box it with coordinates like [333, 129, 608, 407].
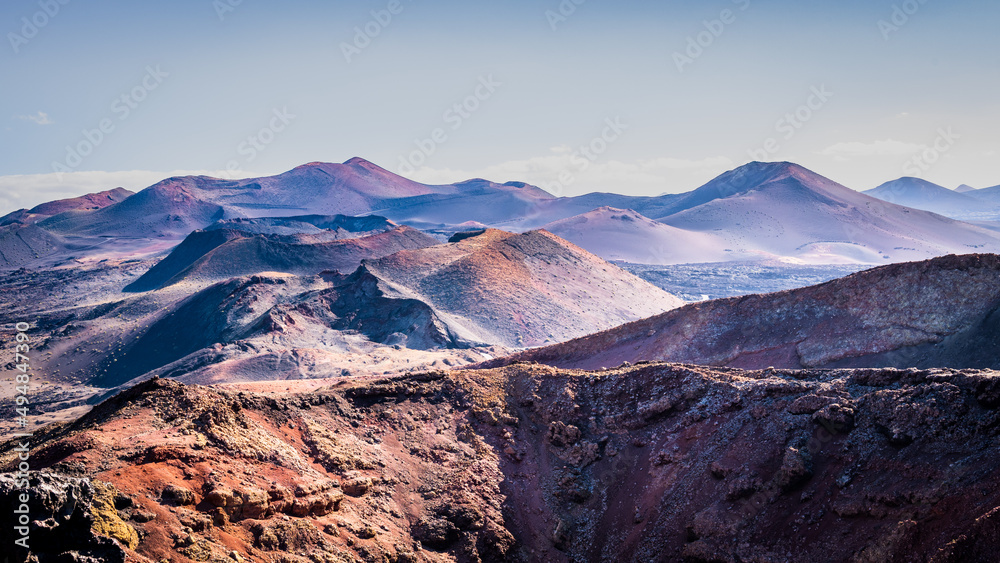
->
[2, 0, 998, 211]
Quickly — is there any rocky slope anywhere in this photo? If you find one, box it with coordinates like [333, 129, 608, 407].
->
[0, 223, 71, 269]
[3, 363, 1000, 562]
[38, 180, 228, 239]
[482, 254, 1000, 371]
[88, 269, 474, 388]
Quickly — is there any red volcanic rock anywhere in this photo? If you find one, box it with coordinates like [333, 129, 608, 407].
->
[4, 364, 1000, 562]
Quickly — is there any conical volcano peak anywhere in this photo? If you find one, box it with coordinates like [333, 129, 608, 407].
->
[711, 161, 810, 193]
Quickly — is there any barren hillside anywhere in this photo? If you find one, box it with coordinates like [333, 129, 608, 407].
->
[483, 254, 1000, 370]
[4, 363, 1000, 562]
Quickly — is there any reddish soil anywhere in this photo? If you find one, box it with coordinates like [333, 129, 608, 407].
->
[3, 362, 1000, 562]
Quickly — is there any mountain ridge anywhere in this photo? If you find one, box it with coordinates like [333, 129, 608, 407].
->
[478, 253, 1000, 370]
[864, 177, 983, 215]
[4, 158, 1000, 269]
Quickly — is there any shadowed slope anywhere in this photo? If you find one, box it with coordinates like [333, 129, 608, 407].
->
[484, 253, 1000, 370]
[124, 225, 438, 291]
[204, 214, 395, 235]
[0, 223, 70, 269]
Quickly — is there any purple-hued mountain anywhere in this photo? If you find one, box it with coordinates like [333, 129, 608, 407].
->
[541, 206, 737, 265]
[3, 158, 1000, 269]
[964, 183, 1000, 204]
[657, 162, 1000, 264]
[864, 177, 984, 215]
[0, 187, 133, 226]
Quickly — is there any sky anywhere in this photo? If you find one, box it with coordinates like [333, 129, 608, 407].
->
[2, 0, 999, 212]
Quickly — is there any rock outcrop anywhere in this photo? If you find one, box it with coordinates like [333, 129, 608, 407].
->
[3, 363, 1000, 562]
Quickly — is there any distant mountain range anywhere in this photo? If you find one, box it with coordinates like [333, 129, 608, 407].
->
[864, 177, 984, 216]
[863, 177, 1000, 220]
[962, 183, 1000, 204]
[3, 158, 1000, 269]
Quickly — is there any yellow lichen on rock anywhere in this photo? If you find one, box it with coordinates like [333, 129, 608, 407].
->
[90, 480, 139, 550]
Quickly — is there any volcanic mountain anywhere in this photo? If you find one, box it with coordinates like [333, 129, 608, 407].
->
[35, 159, 554, 240]
[360, 228, 685, 347]
[26, 226, 681, 389]
[863, 177, 984, 217]
[656, 162, 1000, 264]
[204, 214, 396, 236]
[483, 253, 1000, 371]
[88, 269, 469, 388]
[0, 159, 561, 268]
[0, 187, 134, 226]
[38, 180, 227, 238]
[5, 363, 1000, 562]
[965, 184, 1000, 205]
[123, 222, 436, 292]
